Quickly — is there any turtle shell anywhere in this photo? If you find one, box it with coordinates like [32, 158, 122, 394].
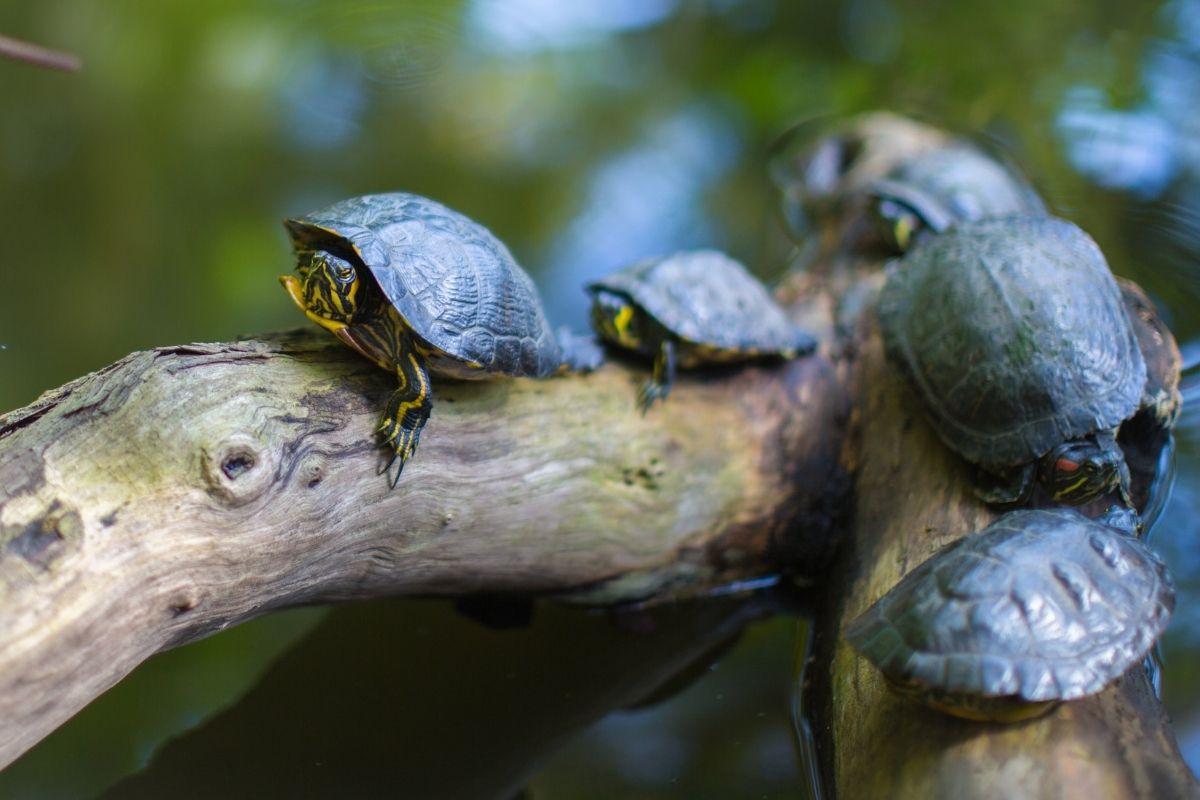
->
[879, 216, 1147, 468]
[1118, 278, 1183, 430]
[870, 144, 1046, 233]
[1114, 278, 1182, 527]
[586, 250, 812, 354]
[845, 508, 1175, 703]
[285, 193, 561, 378]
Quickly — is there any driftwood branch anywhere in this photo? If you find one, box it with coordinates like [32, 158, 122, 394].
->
[0, 328, 842, 768]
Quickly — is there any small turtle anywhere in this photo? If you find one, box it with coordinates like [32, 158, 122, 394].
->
[767, 112, 952, 241]
[869, 143, 1046, 251]
[845, 508, 1175, 722]
[879, 216, 1148, 506]
[280, 192, 590, 484]
[586, 250, 816, 411]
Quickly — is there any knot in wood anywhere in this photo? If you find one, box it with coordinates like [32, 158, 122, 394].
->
[202, 432, 276, 506]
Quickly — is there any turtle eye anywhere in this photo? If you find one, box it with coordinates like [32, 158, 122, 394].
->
[336, 266, 354, 282]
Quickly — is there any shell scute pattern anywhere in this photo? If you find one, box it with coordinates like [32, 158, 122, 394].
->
[880, 217, 1147, 467]
[290, 193, 559, 378]
[845, 509, 1175, 702]
[595, 250, 806, 353]
[871, 144, 1046, 232]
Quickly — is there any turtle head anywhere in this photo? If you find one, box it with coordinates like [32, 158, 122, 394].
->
[872, 196, 922, 252]
[590, 289, 642, 349]
[280, 251, 362, 333]
[1038, 432, 1130, 505]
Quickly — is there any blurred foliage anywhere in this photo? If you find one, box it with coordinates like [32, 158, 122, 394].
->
[2, 0, 1200, 796]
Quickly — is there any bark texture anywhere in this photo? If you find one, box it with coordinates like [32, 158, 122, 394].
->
[0, 328, 842, 768]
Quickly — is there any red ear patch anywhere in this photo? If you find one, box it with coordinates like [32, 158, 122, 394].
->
[1055, 457, 1081, 473]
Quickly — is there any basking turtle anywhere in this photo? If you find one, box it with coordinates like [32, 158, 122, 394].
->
[587, 250, 816, 411]
[1115, 278, 1184, 529]
[869, 143, 1045, 251]
[767, 112, 952, 241]
[879, 216, 1147, 506]
[845, 508, 1175, 722]
[280, 192, 585, 484]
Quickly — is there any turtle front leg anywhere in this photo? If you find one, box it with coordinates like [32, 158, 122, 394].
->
[974, 463, 1034, 506]
[379, 349, 433, 487]
[637, 338, 677, 413]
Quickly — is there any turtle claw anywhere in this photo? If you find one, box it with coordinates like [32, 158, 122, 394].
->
[377, 422, 422, 488]
[636, 380, 670, 414]
[377, 381, 431, 487]
[636, 338, 677, 414]
[378, 450, 403, 488]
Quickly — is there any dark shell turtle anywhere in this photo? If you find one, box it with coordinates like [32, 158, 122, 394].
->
[1115, 278, 1184, 529]
[280, 192, 581, 484]
[1118, 278, 1183, 432]
[845, 508, 1175, 721]
[879, 216, 1148, 506]
[869, 143, 1046, 251]
[767, 112, 953, 241]
[587, 250, 816, 411]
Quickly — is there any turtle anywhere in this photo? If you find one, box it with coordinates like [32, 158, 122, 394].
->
[868, 143, 1046, 252]
[844, 508, 1175, 722]
[1114, 278, 1184, 531]
[878, 216, 1148, 507]
[766, 112, 954, 241]
[586, 249, 816, 411]
[280, 192, 591, 485]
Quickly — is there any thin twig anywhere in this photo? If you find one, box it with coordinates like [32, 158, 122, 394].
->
[0, 33, 80, 72]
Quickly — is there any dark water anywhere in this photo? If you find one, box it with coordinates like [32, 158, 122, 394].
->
[2, 1, 1199, 796]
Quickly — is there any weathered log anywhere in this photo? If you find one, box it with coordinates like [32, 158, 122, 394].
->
[792, 117, 1200, 797]
[0, 328, 843, 768]
[807, 319, 1198, 798]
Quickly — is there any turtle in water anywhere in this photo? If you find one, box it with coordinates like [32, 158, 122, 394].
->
[280, 192, 595, 485]
[845, 508, 1175, 722]
[879, 216, 1149, 507]
[586, 250, 816, 411]
[868, 143, 1046, 251]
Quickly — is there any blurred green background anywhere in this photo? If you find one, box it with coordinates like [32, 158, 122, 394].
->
[2, 0, 1199, 797]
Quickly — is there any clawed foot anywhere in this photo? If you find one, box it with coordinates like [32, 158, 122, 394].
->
[973, 463, 1033, 506]
[377, 394, 432, 488]
[636, 338, 676, 414]
[378, 417, 424, 488]
[636, 379, 670, 414]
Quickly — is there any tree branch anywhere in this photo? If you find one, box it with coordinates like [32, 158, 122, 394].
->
[793, 119, 1200, 797]
[0, 34, 80, 72]
[0, 328, 843, 767]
